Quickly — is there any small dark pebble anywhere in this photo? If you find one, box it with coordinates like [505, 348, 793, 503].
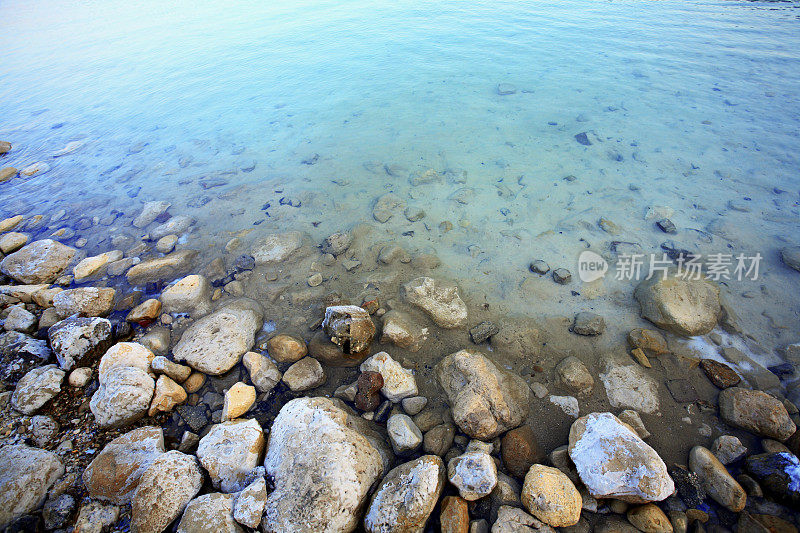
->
[552, 268, 571, 284]
[529, 260, 550, 275]
[374, 400, 392, 423]
[470, 321, 499, 344]
[574, 132, 592, 146]
[669, 464, 706, 507]
[768, 362, 794, 377]
[657, 218, 677, 234]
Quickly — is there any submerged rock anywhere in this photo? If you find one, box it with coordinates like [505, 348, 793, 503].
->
[252, 232, 303, 264]
[568, 413, 674, 503]
[322, 305, 375, 355]
[133, 201, 171, 228]
[402, 277, 467, 329]
[379, 310, 428, 352]
[126, 249, 198, 285]
[0, 239, 76, 284]
[634, 273, 720, 336]
[0, 445, 65, 530]
[599, 362, 659, 414]
[555, 356, 594, 397]
[266, 333, 307, 363]
[160, 274, 212, 317]
[436, 349, 530, 440]
[53, 287, 116, 318]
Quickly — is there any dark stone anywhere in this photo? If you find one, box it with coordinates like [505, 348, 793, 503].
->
[354, 371, 383, 412]
[186, 195, 211, 208]
[177, 404, 209, 433]
[42, 494, 75, 530]
[0, 331, 52, 385]
[700, 359, 741, 389]
[552, 268, 571, 284]
[574, 132, 592, 146]
[374, 400, 392, 423]
[669, 464, 706, 507]
[571, 312, 605, 336]
[529, 260, 550, 275]
[768, 362, 794, 378]
[656, 218, 677, 234]
[470, 321, 499, 344]
[501, 425, 546, 479]
[233, 255, 255, 272]
[665, 379, 698, 403]
[199, 178, 228, 189]
[5, 514, 41, 533]
[745, 452, 800, 510]
[735, 473, 763, 498]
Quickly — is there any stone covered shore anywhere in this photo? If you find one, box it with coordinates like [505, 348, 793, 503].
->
[0, 157, 800, 530]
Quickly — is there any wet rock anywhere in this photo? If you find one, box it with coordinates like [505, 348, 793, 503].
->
[68, 365, 92, 386]
[521, 464, 581, 528]
[404, 206, 426, 221]
[233, 476, 267, 529]
[321, 232, 352, 256]
[148, 374, 187, 416]
[42, 493, 75, 530]
[470, 321, 499, 344]
[150, 355, 191, 382]
[568, 412, 674, 503]
[668, 464, 705, 508]
[0, 239, 76, 284]
[177, 492, 242, 533]
[126, 249, 198, 285]
[373, 193, 404, 223]
[402, 277, 467, 329]
[0, 232, 28, 254]
[402, 396, 428, 416]
[688, 445, 746, 512]
[449, 451, 498, 501]
[83, 426, 165, 504]
[361, 351, 418, 402]
[436, 349, 530, 440]
[780, 246, 800, 272]
[3, 304, 36, 332]
[133, 201, 171, 228]
[380, 310, 428, 352]
[571, 312, 605, 336]
[252, 231, 302, 264]
[745, 452, 800, 509]
[242, 351, 281, 393]
[553, 268, 572, 284]
[700, 359, 740, 389]
[712, 435, 747, 465]
[720, 387, 795, 441]
[155, 234, 177, 253]
[424, 423, 456, 456]
[322, 305, 375, 355]
[440, 495, 470, 533]
[501, 425, 546, 479]
[11, 364, 65, 414]
[90, 365, 155, 428]
[282, 356, 326, 392]
[634, 273, 720, 336]
[53, 287, 116, 318]
[355, 370, 383, 411]
[627, 504, 673, 533]
[173, 304, 262, 375]
[198, 418, 265, 493]
[48, 316, 113, 371]
[0, 445, 65, 529]
[73, 250, 123, 281]
[364, 455, 445, 533]
[262, 397, 387, 532]
[599, 361, 659, 414]
[98, 342, 154, 379]
[130, 451, 203, 533]
[555, 356, 594, 397]
[161, 274, 211, 316]
[0, 167, 16, 183]
[267, 333, 307, 363]
[387, 413, 423, 454]
[222, 382, 255, 420]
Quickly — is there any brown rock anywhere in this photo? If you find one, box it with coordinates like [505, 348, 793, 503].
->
[0, 167, 16, 183]
[627, 328, 669, 356]
[127, 299, 162, 327]
[322, 305, 375, 356]
[719, 387, 796, 441]
[309, 330, 365, 367]
[700, 359, 740, 389]
[440, 496, 469, 533]
[354, 371, 383, 412]
[501, 425, 546, 479]
[627, 503, 674, 533]
[266, 333, 307, 363]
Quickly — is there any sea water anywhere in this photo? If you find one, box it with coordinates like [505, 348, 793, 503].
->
[2, 0, 800, 351]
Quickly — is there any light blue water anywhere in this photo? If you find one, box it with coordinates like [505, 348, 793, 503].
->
[2, 0, 800, 347]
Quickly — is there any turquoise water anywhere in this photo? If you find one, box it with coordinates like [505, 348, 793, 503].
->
[2, 0, 800, 347]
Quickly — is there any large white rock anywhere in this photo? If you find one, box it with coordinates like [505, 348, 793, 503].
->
[568, 412, 674, 503]
[197, 419, 265, 493]
[360, 351, 418, 402]
[173, 305, 262, 375]
[177, 493, 243, 533]
[0, 239, 76, 284]
[252, 232, 303, 264]
[90, 366, 155, 428]
[130, 451, 203, 533]
[401, 277, 467, 328]
[48, 316, 113, 371]
[53, 287, 116, 318]
[599, 362, 659, 415]
[11, 364, 65, 415]
[435, 349, 530, 440]
[364, 455, 445, 533]
[262, 397, 387, 533]
[0, 445, 65, 529]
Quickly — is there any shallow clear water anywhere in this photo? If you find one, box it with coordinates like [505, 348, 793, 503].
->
[2, 0, 800, 349]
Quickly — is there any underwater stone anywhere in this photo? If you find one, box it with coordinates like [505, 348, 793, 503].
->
[402, 276, 467, 329]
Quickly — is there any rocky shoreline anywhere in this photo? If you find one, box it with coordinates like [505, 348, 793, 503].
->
[0, 161, 800, 531]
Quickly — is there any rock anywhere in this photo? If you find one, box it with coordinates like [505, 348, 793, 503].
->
[133, 201, 171, 228]
[501, 425, 546, 479]
[633, 273, 720, 336]
[745, 452, 800, 509]
[73, 251, 123, 281]
[404, 206, 426, 222]
[402, 277, 467, 328]
[627, 504, 673, 533]
[29, 414, 59, 447]
[364, 455, 445, 533]
[242, 351, 281, 393]
[321, 232, 352, 256]
[440, 496, 470, 533]
[282, 356, 326, 392]
[571, 312, 605, 336]
[712, 435, 747, 465]
[657, 219, 677, 234]
[177, 493, 243, 533]
[82, 426, 165, 504]
[555, 356, 594, 396]
[781, 247, 800, 272]
[232, 476, 267, 528]
[491, 505, 548, 533]
[355, 371, 384, 411]
[529, 260, 550, 275]
[700, 359, 740, 389]
[424, 423, 456, 456]
[553, 268, 572, 284]
[0, 239, 76, 284]
[197, 418, 265, 492]
[688, 445, 746, 512]
[402, 396, 428, 416]
[549, 395, 579, 418]
[361, 351, 418, 402]
[373, 193, 404, 222]
[150, 215, 194, 240]
[42, 493, 75, 530]
[222, 382, 255, 420]
[568, 412, 674, 503]
[98, 342, 155, 379]
[599, 362, 659, 414]
[161, 274, 211, 317]
[73, 501, 120, 533]
[90, 366, 155, 428]
[173, 304, 262, 375]
[130, 451, 203, 533]
[183, 371, 206, 393]
[0, 215, 22, 233]
[150, 355, 192, 382]
[387, 413, 423, 454]
[252, 232, 302, 264]
[263, 397, 387, 532]
[68, 367, 92, 387]
[0, 232, 28, 254]
[618, 410, 650, 439]
[53, 287, 116, 318]
[3, 305, 36, 332]
[627, 328, 670, 356]
[322, 305, 375, 355]
[668, 464, 705, 508]
[266, 333, 307, 363]
[436, 349, 530, 440]
[521, 464, 581, 528]
[11, 364, 65, 414]
[48, 316, 113, 371]
[380, 310, 428, 352]
[0, 445, 65, 529]
[155, 234, 178, 253]
[470, 321, 500, 344]
[0, 167, 16, 183]
[126, 250, 198, 285]
[719, 387, 796, 441]
[0, 283, 51, 304]
[148, 374, 187, 416]
[0, 141, 10, 154]
[448, 451, 498, 501]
